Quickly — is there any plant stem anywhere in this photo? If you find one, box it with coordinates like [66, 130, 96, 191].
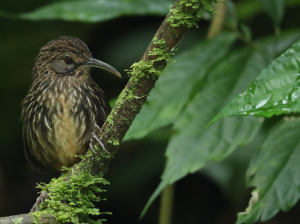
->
[159, 184, 174, 224]
[207, 0, 227, 39]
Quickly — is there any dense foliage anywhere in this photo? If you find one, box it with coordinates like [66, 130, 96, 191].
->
[1, 0, 300, 223]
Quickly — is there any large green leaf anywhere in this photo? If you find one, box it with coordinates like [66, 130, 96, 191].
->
[236, 118, 300, 224]
[208, 33, 300, 126]
[18, 0, 173, 22]
[141, 47, 269, 217]
[259, 0, 286, 28]
[161, 49, 265, 181]
[141, 31, 300, 217]
[125, 32, 236, 140]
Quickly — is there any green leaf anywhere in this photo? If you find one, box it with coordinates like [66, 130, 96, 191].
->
[200, 127, 266, 200]
[141, 46, 270, 218]
[109, 97, 117, 108]
[259, 0, 286, 28]
[236, 118, 300, 224]
[240, 23, 252, 42]
[141, 31, 300, 217]
[18, 0, 174, 22]
[225, 1, 238, 29]
[208, 31, 300, 126]
[125, 32, 236, 140]
[235, 0, 300, 22]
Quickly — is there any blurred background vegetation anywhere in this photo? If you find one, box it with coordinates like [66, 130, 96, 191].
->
[1, 0, 300, 223]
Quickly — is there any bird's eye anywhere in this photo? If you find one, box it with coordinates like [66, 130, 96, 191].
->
[64, 56, 73, 65]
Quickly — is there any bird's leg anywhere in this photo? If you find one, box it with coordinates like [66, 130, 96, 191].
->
[89, 124, 110, 154]
[30, 190, 48, 212]
[95, 124, 107, 150]
[91, 132, 109, 153]
[95, 124, 101, 131]
[89, 137, 98, 154]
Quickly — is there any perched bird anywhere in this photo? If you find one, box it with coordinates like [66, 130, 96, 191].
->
[21, 36, 121, 172]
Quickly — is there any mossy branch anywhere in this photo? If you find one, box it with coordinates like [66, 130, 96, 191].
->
[0, 0, 215, 223]
[82, 0, 212, 176]
[0, 214, 59, 224]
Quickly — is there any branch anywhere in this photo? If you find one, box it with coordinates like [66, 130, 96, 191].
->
[0, 214, 59, 224]
[71, 0, 203, 178]
[0, 0, 211, 223]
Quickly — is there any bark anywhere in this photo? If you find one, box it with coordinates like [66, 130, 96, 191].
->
[0, 214, 59, 224]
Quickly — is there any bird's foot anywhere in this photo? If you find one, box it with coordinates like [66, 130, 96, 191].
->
[30, 190, 48, 212]
[89, 125, 109, 154]
[95, 124, 101, 131]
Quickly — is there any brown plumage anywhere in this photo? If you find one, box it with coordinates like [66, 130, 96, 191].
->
[21, 36, 121, 172]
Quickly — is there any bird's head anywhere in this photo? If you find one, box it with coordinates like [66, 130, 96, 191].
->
[34, 36, 121, 79]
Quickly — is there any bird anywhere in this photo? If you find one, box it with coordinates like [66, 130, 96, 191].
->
[21, 36, 121, 172]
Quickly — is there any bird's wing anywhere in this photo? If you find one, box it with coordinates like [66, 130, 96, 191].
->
[93, 85, 112, 127]
[22, 126, 46, 172]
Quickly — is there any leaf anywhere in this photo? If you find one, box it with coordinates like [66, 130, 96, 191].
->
[240, 23, 252, 42]
[225, 1, 238, 29]
[235, 0, 300, 22]
[200, 127, 266, 200]
[208, 31, 300, 126]
[141, 47, 269, 218]
[18, 0, 174, 22]
[259, 0, 286, 28]
[161, 49, 266, 181]
[236, 118, 300, 224]
[125, 32, 236, 140]
[141, 31, 300, 217]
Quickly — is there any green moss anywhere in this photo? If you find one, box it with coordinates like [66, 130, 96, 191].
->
[149, 37, 175, 63]
[127, 37, 175, 81]
[201, 0, 217, 12]
[167, 0, 216, 28]
[32, 166, 110, 224]
[108, 137, 120, 146]
[132, 105, 138, 111]
[130, 60, 157, 78]
[93, 145, 111, 158]
[12, 218, 23, 224]
[106, 115, 114, 126]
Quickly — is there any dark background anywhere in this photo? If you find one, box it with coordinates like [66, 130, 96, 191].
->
[1, 0, 300, 223]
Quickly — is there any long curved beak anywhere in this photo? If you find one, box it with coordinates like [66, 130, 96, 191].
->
[84, 58, 121, 78]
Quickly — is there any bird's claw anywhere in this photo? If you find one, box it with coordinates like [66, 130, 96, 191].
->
[89, 141, 98, 154]
[30, 191, 48, 212]
[89, 125, 110, 154]
[95, 124, 101, 131]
